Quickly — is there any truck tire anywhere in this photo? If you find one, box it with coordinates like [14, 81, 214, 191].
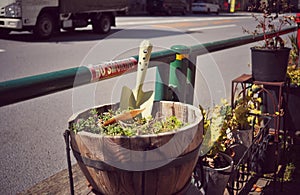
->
[0, 28, 10, 38]
[34, 13, 55, 39]
[92, 15, 111, 34]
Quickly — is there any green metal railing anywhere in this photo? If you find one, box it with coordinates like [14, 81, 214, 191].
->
[0, 26, 296, 107]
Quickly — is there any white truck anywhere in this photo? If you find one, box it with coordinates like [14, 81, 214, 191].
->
[0, 0, 128, 39]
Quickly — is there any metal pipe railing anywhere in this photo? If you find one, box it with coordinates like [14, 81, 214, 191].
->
[191, 26, 296, 55]
[0, 26, 296, 107]
[0, 51, 176, 107]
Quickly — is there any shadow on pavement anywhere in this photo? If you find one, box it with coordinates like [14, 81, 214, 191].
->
[0, 28, 191, 43]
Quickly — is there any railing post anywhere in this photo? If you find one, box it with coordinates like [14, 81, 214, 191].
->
[154, 63, 170, 101]
[186, 53, 197, 104]
[169, 45, 190, 103]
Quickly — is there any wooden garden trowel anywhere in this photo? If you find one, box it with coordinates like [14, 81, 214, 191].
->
[120, 40, 153, 117]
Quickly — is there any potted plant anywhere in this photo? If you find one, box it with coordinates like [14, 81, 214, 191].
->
[194, 100, 234, 195]
[263, 34, 300, 142]
[192, 92, 265, 193]
[67, 40, 204, 194]
[243, 2, 295, 82]
[230, 85, 262, 148]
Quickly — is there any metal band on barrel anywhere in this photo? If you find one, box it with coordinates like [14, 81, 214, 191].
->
[72, 144, 200, 172]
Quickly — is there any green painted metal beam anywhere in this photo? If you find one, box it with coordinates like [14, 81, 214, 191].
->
[0, 67, 91, 107]
[0, 52, 176, 107]
[0, 26, 296, 107]
[191, 26, 297, 55]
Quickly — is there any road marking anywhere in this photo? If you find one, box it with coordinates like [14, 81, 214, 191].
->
[117, 16, 250, 26]
[187, 24, 237, 32]
[152, 19, 234, 28]
[0, 49, 6, 53]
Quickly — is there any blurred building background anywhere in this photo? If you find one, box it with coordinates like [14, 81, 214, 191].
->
[126, 0, 300, 15]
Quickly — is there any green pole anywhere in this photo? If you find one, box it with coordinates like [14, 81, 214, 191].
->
[154, 66, 168, 101]
[154, 50, 176, 101]
[186, 53, 197, 104]
[169, 45, 190, 102]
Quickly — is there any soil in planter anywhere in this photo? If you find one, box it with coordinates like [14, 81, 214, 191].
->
[71, 107, 186, 136]
[202, 153, 230, 169]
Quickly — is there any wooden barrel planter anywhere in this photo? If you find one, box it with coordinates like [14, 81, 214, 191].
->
[68, 101, 203, 195]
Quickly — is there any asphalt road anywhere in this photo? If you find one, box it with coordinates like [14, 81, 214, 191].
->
[0, 12, 295, 194]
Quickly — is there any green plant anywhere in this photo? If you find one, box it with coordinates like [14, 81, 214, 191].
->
[199, 92, 263, 168]
[283, 162, 296, 182]
[243, 2, 295, 49]
[287, 34, 300, 86]
[71, 108, 185, 136]
[231, 84, 262, 131]
[287, 65, 300, 86]
[199, 100, 234, 168]
[288, 34, 299, 64]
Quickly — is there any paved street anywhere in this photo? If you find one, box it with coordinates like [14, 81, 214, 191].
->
[0, 12, 296, 194]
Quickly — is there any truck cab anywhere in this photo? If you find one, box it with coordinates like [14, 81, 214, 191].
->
[0, 0, 59, 37]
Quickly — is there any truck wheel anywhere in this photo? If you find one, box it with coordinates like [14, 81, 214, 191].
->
[0, 29, 10, 38]
[34, 13, 55, 39]
[92, 15, 111, 34]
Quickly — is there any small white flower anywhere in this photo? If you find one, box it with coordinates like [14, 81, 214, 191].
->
[226, 128, 231, 134]
[226, 128, 232, 139]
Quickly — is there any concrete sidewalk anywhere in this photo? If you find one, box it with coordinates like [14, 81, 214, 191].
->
[230, 142, 300, 195]
[19, 137, 300, 195]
